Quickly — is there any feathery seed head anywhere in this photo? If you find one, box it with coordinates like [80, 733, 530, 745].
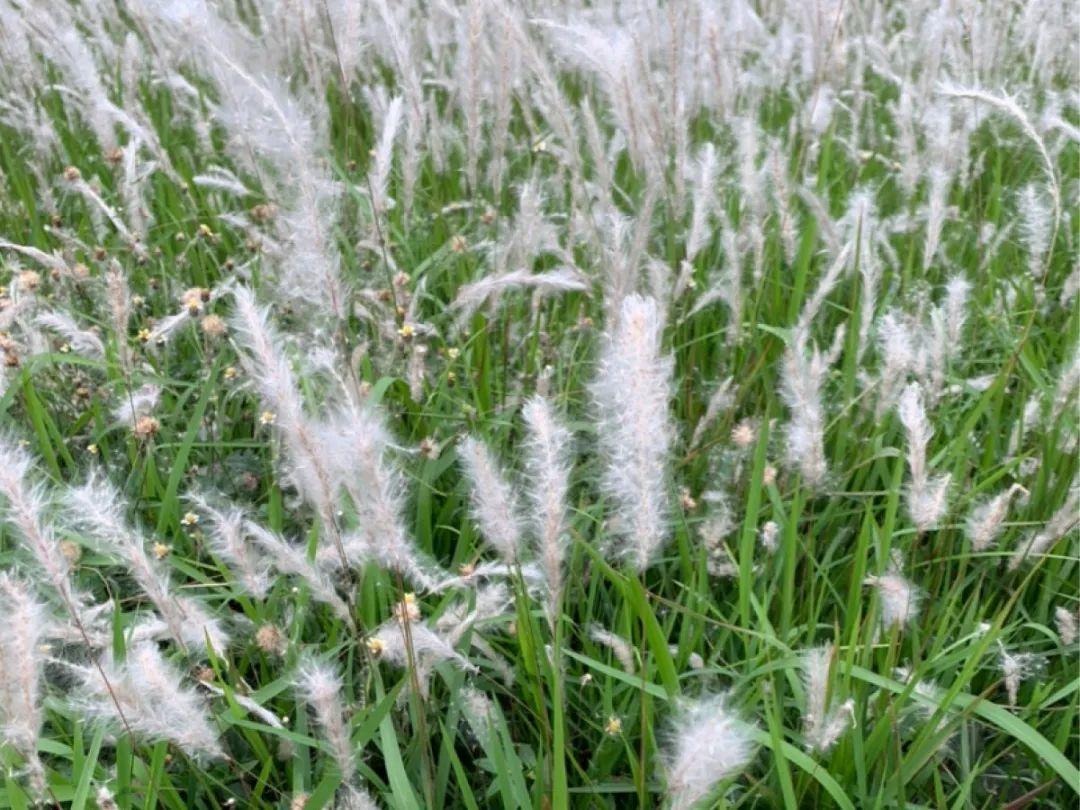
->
[295, 659, 353, 778]
[997, 642, 1043, 707]
[898, 383, 950, 531]
[76, 642, 223, 759]
[458, 436, 523, 563]
[0, 574, 47, 796]
[1054, 607, 1078, 646]
[966, 483, 1028, 552]
[801, 645, 853, 753]
[663, 694, 758, 810]
[864, 569, 921, 630]
[591, 294, 675, 570]
[521, 395, 572, 625]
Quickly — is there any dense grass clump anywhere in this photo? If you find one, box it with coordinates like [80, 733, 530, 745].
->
[0, 1, 1076, 808]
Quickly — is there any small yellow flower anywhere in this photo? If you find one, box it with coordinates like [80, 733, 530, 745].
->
[259, 410, 276, 426]
[397, 323, 415, 340]
[366, 637, 386, 656]
[580, 673, 593, 686]
[137, 327, 151, 343]
[87, 443, 98, 455]
[152, 542, 171, 559]
[223, 366, 238, 380]
[604, 716, 622, 736]
[180, 287, 210, 314]
[181, 511, 199, 527]
[59, 342, 71, 354]
[394, 592, 421, 622]
[447, 347, 460, 360]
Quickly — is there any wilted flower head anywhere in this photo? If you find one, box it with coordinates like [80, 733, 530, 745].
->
[255, 623, 287, 656]
[201, 314, 227, 338]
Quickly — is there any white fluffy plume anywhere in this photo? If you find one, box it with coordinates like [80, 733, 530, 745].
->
[458, 436, 523, 563]
[663, 694, 758, 810]
[295, 659, 354, 778]
[73, 642, 223, 759]
[66, 474, 229, 653]
[521, 395, 572, 624]
[897, 383, 950, 531]
[801, 645, 854, 753]
[864, 567, 921, 630]
[0, 574, 47, 797]
[591, 294, 675, 570]
[966, 484, 1028, 552]
[36, 310, 105, 359]
[0, 435, 87, 613]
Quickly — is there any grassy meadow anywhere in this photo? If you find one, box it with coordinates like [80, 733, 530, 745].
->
[0, 1, 1077, 808]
